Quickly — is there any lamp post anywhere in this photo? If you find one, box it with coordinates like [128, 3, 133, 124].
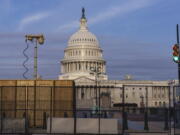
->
[90, 66, 101, 107]
[90, 66, 101, 134]
[25, 34, 45, 80]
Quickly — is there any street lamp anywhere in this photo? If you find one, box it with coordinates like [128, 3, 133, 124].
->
[25, 34, 45, 80]
[90, 66, 101, 107]
[90, 66, 102, 134]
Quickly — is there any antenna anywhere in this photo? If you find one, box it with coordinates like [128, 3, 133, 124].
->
[24, 34, 45, 80]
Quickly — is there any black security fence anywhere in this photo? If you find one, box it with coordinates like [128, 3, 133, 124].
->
[0, 85, 179, 135]
[173, 86, 180, 135]
[75, 85, 173, 135]
[0, 86, 74, 134]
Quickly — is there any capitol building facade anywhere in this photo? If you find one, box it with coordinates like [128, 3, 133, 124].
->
[59, 8, 175, 109]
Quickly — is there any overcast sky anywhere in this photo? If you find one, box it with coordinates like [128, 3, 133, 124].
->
[0, 0, 180, 80]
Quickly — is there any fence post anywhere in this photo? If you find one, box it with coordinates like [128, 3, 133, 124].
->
[43, 112, 47, 129]
[98, 86, 101, 135]
[23, 112, 29, 134]
[164, 108, 169, 130]
[123, 112, 128, 130]
[144, 111, 149, 130]
[50, 87, 53, 133]
[168, 85, 171, 134]
[173, 86, 177, 135]
[73, 82, 77, 135]
[0, 87, 2, 133]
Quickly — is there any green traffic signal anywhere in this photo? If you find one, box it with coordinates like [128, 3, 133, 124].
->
[173, 56, 179, 62]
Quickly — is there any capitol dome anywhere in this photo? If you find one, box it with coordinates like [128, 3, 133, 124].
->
[68, 30, 99, 46]
[59, 8, 108, 80]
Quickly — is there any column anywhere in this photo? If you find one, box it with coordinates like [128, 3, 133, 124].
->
[83, 62, 85, 72]
[100, 63, 102, 72]
[104, 63, 106, 72]
[87, 87, 90, 100]
[68, 63, 69, 72]
[65, 63, 66, 73]
[87, 62, 89, 71]
[73, 62, 75, 72]
[77, 62, 79, 71]
[62, 65, 64, 73]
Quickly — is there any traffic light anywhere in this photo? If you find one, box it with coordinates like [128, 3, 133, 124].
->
[173, 44, 179, 63]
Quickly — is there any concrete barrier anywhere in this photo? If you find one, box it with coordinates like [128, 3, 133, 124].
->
[47, 118, 74, 133]
[2, 118, 25, 133]
[47, 117, 118, 134]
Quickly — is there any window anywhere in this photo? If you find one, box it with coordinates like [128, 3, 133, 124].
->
[163, 102, 166, 107]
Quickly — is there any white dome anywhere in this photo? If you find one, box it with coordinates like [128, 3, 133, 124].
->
[68, 30, 99, 46]
[68, 15, 99, 46]
[59, 8, 108, 81]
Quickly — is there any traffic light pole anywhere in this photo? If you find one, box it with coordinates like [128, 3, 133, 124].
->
[177, 24, 180, 85]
